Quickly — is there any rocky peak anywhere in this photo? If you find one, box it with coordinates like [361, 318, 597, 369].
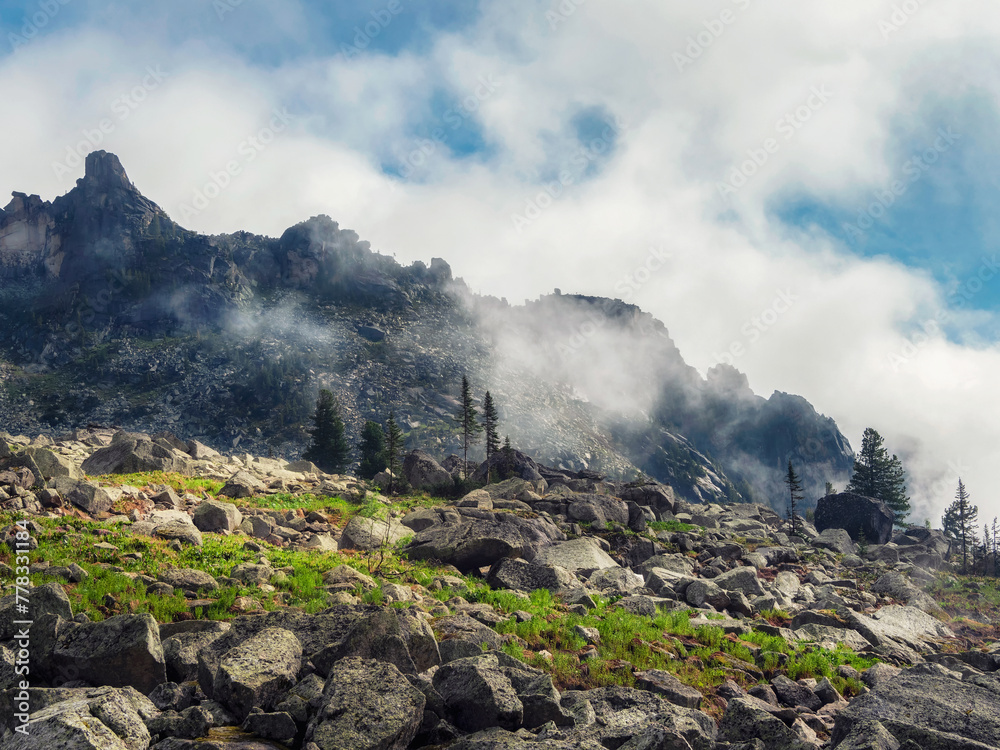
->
[79, 150, 136, 194]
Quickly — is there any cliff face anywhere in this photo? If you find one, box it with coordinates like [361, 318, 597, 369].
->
[0, 152, 853, 509]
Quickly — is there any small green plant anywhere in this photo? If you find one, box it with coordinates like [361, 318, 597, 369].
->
[647, 520, 697, 533]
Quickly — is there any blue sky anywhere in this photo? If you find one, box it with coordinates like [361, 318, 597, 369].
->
[1, 0, 998, 521]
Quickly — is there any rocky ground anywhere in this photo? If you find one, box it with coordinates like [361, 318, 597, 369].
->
[1, 428, 998, 749]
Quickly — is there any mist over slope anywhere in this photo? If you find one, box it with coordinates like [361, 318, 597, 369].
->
[0, 151, 853, 509]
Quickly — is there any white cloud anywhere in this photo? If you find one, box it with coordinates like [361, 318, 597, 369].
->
[2, 0, 999, 522]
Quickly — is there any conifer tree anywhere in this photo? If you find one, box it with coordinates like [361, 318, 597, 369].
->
[481, 391, 500, 482]
[785, 460, 804, 538]
[357, 420, 388, 480]
[991, 516, 997, 578]
[502, 435, 514, 480]
[454, 375, 483, 479]
[384, 413, 404, 495]
[943, 479, 978, 573]
[303, 389, 350, 474]
[846, 427, 911, 525]
[825, 481, 835, 497]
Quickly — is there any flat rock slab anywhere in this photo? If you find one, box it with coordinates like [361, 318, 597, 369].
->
[833, 667, 1000, 749]
[534, 537, 619, 573]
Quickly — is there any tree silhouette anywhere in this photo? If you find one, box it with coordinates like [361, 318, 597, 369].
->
[302, 389, 350, 474]
[454, 375, 483, 479]
[384, 413, 404, 495]
[357, 420, 387, 480]
[481, 390, 500, 482]
[785, 460, 804, 538]
[846, 427, 911, 525]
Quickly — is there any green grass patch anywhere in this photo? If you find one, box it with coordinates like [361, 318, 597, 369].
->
[647, 520, 698, 533]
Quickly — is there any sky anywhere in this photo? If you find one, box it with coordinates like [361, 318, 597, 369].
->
[1, 0, 998, 525]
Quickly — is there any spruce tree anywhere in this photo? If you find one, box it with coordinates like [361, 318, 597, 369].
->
[952, 479, 978, 573]
[454, 375, 483, 479]
[846, 428, 911, 525]
[991, 516, 997, 578]
[303, 389, 350, 474]
[481, 391, 500, 482]
[502, 435, 514, 480]
[357, 420, 388, 480]
[384, 413, 404, 495]
[785, 460, 804, 538]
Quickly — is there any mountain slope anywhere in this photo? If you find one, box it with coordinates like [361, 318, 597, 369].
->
[0, 151, 853, 509]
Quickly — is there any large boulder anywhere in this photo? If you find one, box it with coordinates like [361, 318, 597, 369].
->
[161, 621, 231, 683]
[814, 527, 858, 555]
[719, 696, 812, 750]
[0, 686, 157, 750]
[339, 515, 410, 551]
[832, 666, 1000, 748]
[306, 656, 425, 750]
[619, 483, 676, 517]
[192, 499, 243, 533]
[212, 627, 302, 721]
[196, 607, 402, 695]
[406, 509, 565, 573]
[470, 448, 544, 484]
[713, 566, 765, 597]
[0, 583, 72, 640]
[66, 481, 115, 515]
[24, 448, 83, 480]
[42, 614, 166, 694]
[311, 608, 440, 676]
[486, 558, 580, 596]
[568, 685, 718, 750]
[566, 494, 630, 529]
[534, 538, 619, 574]
[815, 493, 893, 544]
[158, 568, 219, 592]
[433, 654, 523, 733]
[870, 572, 940, 613]
[80, 436, 193, 476]
[217, 470, 265, 499]
[402, 450, 452, 490]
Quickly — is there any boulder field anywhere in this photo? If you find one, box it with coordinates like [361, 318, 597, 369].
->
[0, 427, 996, 749]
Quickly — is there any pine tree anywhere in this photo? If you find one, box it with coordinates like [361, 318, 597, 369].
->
[846, 428, 911, 525]
[302, 389, 350, 474]
[454, 375, 483, 479]
[502, 435, 514, 480]
[986, 516, 997, 578]
[384, 413, 404, 495]
[986, 524, 993, 576]
[357, 420, 388, 480]
[785, 460, 804, 538]
[825, 481, 835, 497]
[943, 479, 978, 573]
[481, 391, 500, 483]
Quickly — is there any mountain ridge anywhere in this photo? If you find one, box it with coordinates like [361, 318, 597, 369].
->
[0, 151, 853, 510]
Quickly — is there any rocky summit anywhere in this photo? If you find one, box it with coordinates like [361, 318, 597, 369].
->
[1, 428, 998, 749]
[0, 151, 853, 512]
